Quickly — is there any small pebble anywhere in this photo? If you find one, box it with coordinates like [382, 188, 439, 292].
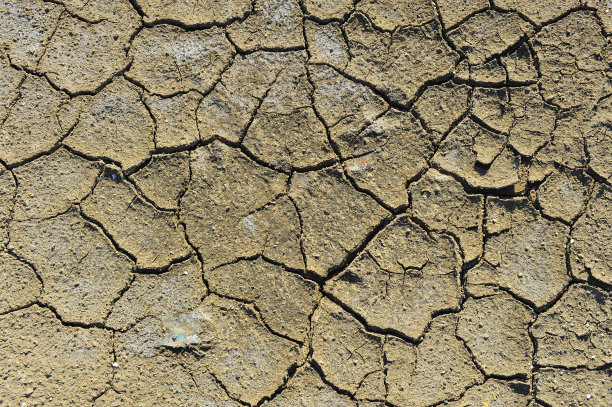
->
[112, 362, 119, 367]
[587, 394, 592, 399]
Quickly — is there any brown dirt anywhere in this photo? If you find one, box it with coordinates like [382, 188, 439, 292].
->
[0, 0, 611, 406]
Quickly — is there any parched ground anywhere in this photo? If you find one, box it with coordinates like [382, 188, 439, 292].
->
[0, 0, 611, 406]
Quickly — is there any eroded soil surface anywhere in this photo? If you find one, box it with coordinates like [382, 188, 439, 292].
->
[1, 0, 611, 406]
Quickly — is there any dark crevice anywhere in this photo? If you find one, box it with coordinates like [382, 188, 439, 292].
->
[436, 2, 491, 32]
[103, 273, 136, 327]
[77, 205, 139, 265]
[208, 291, 304, 346]
[4, 245, 46, 292]
[32, 300, 116, 332]
[207, 370, 253, 407]
[323, 213, 395, 284]
[132, 252, 195, 275]
[323, 291, 420, 345]
[309, 359, 362, 400]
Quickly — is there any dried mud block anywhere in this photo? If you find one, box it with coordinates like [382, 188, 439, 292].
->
[12, 148, 101, 220]
[198, 51, 286, 143]
[536, 368, 611, 407]
[481, 197, 570, 308]
[227, 0, 304, 51]
[471, 86, 557, 156]
[529, 109, 590, 182]
[0, 252, 41, 313]
[412, 81, 470, 136]
[585, 0, 612, 34]
[65, 78, 155, 171]
[0, 165, 16, 245]
[207, 258, 320, 342]
[436, 0, 489, 29]
[532, 284, 611, 369]
[303, 0, 353, 20]
[8, 210, 133, 324]
[82, 167, 191, 270]
[0, 52, 24, 121]
[181, 142, 303, 269]
[342, 13, 458, 105]
[471, 127, 507, 166]
[501, 43, 538, 83]
[242, 52, 335, 170]
[130, 152, 190, 210]
[106, 257, 205, 331]
[305, 20, 349, 68]
[115, 316, 171, 359]
[570, 184, 612, 285]
[0, 306, 112, 406]
[356, 0, 435, 30]
[326, 215, 462, 340]
[127, 25, 233, 96]
[344, 109, 434, 209]
[386, 315, 483, 407]
[471, 87, 513, 133]
[100, 357, 241, 407]
[536, 169, 593, 223]
[412, 169, 483, 264]
[507, 87, 557, 156]
[310, 65, 388, 156]
[263, 366, 357, 407]
[0, 76, 69, 166]
[441, 379, 531, 407]
[0, 0, 63, 70]
[256, 198, 307, 269]
[111, 317, 240, 406]
[531, 11, 608, 109]
[496, 0, 580, 25]
[38, 6, 139, 94]
[144, 91, 201, 150]
[289, 166, 388, 277]
[432, 118, 521, 190]
[457, 294, 535, 377]
[586, 95, 612, 182]
[136, 0, 251, 26]
[58, 0, 139, 21]
[311, 298, 385, 396]
[188, 295, 304, 405]
[465, 261, 503, 297]
[447, 10, 534, 64]
[458, 59, 507, 85]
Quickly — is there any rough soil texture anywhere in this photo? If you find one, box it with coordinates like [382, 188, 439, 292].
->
[0, 0, 611, 406]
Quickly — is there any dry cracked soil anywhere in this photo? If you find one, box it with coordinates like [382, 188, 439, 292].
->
[0, 0, 611, 406]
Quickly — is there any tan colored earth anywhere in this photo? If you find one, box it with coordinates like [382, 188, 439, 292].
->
[1, 0, 611, 406]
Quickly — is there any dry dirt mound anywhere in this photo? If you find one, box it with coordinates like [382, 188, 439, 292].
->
[0, 0, 611, 406]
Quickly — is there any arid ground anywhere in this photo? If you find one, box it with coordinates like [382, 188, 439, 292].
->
[1, 0, 611, 406]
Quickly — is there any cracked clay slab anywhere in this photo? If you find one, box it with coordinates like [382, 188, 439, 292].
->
[81, 167, 191, 270]
[1, 2, 611, 406]
[181, 141, 303, 270]
[479, 197, 570, 308]
[8, 209, 133, 325]
[0, 306, 113, 406]
[289, 166, 389, 276]
[326, 215, 462, 340]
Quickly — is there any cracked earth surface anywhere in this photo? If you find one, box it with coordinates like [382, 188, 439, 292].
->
[0, 0, 611, 406]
